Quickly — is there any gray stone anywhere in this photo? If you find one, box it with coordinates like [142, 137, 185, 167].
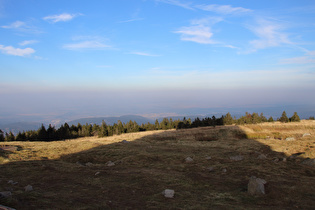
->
[7, 180, 18, 185]
[229, 155, 244, 161]
[285, 137, 295, 141]
[106, 161, 115, 167]
[85, 162, 93, 167]
[0, 191, 12, 199]
[207, 166, 214, 172]
[205, 156, 212, 160]
[95, 172, 100, 176]
[222, 168, 227, 173]
[257, 154, 267, 159]
[162, 189, 175, 198]
[185, 157, 194, 163]
[248, 176, 267, 195]
[121, 140, 130, 143]
[24, 185, 33, 192]
[301, 159, 315, 167]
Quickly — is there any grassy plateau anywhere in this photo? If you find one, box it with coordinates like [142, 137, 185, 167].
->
[0, 120, 314, 209]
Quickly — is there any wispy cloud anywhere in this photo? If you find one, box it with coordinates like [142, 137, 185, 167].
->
[19, 40, 39, 46]
[63, 36, 111, 50]
[0, 45, 35, 56]
[280, 50, 315, 64]
[196, 4, 252, 15]
[247, 18, 291, 52]
[174, 17, 222, 44]
[118, 18, 144, 23]
[63, 40, 110, 50]
[156, 0, 193, 10]
[129, 51, 160, 56]
[1, 20, 41, 33]
[43, 13, 79, 23]
[1, 20, 25, 29]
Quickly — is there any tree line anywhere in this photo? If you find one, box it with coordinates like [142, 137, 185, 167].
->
[0, 111, 309, 142]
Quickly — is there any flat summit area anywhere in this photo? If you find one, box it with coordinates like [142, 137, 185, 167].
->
[1, 121, 314, 209]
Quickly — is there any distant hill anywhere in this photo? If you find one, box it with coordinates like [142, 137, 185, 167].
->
[67, 115, 155, 126]
[0, 122, 44, 135]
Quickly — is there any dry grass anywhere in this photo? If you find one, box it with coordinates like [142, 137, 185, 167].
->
[0, 121, 314, 209]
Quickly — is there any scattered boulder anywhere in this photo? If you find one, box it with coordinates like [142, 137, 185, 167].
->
[106, 161, 115, 167]
[229, 155, 244, 161]
[205, 156, 212, 160]
[7, 180, 18, 185]
[285, 137, 295, 141]
[121, 140, 130, 143]
[76, 161, 85, 166]
[207, 166, 214, 172]
[85, 162, 93, 167]
[95, 172, 100, 176]
[248, 176, 267, 195]
[301, 159, 315, 167]
[302, 133, 311, 137]
[257, 154, 267, 160]
[185, 157, 194, 163]
[24, 185, 33, 192]
[222, 168, 227, 173]
[0, 191, 12, 199]
[162, 189, 175, 198]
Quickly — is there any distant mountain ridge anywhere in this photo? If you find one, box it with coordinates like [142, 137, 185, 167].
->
[66, 115, 155, 126]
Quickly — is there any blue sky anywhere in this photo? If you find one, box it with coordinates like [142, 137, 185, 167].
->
[1, 0, 315, 120]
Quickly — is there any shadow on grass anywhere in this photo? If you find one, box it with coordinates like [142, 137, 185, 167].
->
[0, 126, 314, 209]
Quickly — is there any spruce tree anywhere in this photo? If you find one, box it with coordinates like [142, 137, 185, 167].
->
[0, 129, 4, 142]
[279, 111, 289, 123]
[223, 112, 234, 125]
[290, 112, 300, 122]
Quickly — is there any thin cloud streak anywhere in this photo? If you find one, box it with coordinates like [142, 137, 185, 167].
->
[196, 4, 252, 15]
[43, 13, 79, 23]
[129, 51, 161, 56]
[156, 0, 194, 10]
[63, 41, 111, 50]
[19, 40, 39, 46]
[0, 45, 35, 56]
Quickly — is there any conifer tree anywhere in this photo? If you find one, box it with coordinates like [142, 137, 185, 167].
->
[268, 116, 274, 122]
[0, 129, 4, 142]
[223, 112, 234, 125]
[290, 112, 300, 122]
[279, 111, 289, 123]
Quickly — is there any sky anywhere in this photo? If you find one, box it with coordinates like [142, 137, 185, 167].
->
[0, 0, 315, 121]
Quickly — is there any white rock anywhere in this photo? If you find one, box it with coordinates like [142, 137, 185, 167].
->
[162, 189, 175, 198]
[106, 161, 115, 167]
[248, 176, 266, 195]
[303, 133, 311, 137]
[25, 185, 33, 192]
[8, 180, 18, 185]
[229, 155, 244, 161]
[205, 156, 212, 160]
[95, 172, 100, 176]
[285, 137, 295, 141]
[185, 157, 194, 163]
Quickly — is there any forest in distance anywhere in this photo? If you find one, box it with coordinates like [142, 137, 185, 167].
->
[0, 111, 312, 142]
